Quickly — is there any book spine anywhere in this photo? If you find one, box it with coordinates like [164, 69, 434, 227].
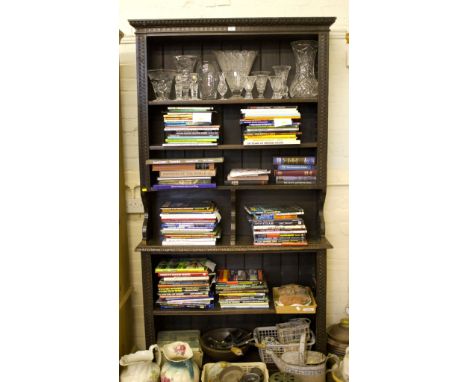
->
[275, 180, 316, 184]
[225, 180, 268, 185]
[157, 272, 209, 277]
[146, 158, 223, 165]
[152, 184, 216, 190]
[243, 140, 300, 146]
[152, 163, 215, 171]
[274, 170, 317, 176]
[273, 157, 316, 165]
[159, 170, 216, 177]
[276, 164, 315, 171]
[276, 176, 317, 181]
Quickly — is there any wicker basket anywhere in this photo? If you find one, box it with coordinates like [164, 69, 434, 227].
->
[253, 324, 315, 364]
[201, 362, 269, 382]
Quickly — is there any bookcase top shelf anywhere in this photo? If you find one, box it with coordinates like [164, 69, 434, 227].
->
[148, 98, 318, 106]
[149, 143, 318, 151]
[137, 236, 332, 254]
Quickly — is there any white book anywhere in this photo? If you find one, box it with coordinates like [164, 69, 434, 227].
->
[243, 140, 301, 146]
[157, 176, 212, 180]
[160, 211, 221, 221]
[241, 108, 300, 116]
[162, 143, 218, 146]
[253, 230, 308, 234]
[228, 169, 271, 178]
[253, 225, 306, 230]
[162, 240, 216, 246]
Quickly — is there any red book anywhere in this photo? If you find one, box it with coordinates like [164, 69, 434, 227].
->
[274, 170, 317, 176]
[156, 272, 209, 277]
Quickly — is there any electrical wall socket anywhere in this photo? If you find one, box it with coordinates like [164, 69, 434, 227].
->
[126, 198, 144, 214]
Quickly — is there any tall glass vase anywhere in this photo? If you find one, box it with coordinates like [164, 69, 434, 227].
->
[289, 40, 318, 98]
[174, 55, 198, 100]
[198, 60, 219, 100]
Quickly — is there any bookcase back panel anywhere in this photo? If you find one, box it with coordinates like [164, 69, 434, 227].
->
[150, 253, 317, 294]
[148, 104, 317, 147]
[236, 189, 321, 240]
[146, 36, 319, 100]
[154, 314, 317, 334]
[148, 147, 317, 188]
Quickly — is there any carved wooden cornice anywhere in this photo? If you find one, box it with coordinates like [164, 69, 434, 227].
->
[129, 17, 337, 35]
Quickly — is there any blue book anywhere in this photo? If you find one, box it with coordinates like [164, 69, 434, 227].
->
[277, 164, 316, 171]
[273, 157, 316, 165]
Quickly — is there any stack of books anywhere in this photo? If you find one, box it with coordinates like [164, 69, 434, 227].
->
[163, 107, 220, 147]
[245, 204, 308, 246]
[147, 157, 224, 190]
[160, 201, 222, 246]
[273, 156, 317, 184]
[225, 169, 271, 185]
[240, 106, 302, 146]
[155, 258, 216, 310]
[215, 269, 269, 309]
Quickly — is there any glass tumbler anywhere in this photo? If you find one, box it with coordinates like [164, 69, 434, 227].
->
[189, 72, 199, 100]
[272, 65, 291, 98]
[251, 71, 270, 98]
[243, 76, 257, 99]
[269, 76, 283, 99]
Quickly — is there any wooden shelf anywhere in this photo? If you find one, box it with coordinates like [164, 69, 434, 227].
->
[137, 236, 332, 253]
[153, 301, 277, 316]
[148, 97, 317, 106]
[146, 184, 322, 191]
[149, 143, 318, 151]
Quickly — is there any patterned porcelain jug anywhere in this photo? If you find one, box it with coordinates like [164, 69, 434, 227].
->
[161, 342, 200, 382]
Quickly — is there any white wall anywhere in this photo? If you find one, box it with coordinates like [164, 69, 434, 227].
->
[120, 0, 348, 349]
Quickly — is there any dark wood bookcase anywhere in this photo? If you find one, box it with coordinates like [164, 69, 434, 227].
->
[129, 17, 335, 360]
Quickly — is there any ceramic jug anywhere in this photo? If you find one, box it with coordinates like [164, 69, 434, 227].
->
[120, 344, 161, 382]
[160, 341, 200, 382]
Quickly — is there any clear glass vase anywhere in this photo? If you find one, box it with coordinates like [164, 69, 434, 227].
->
[289, 40, 318, 98]
[174, 55, 198, 100]
[272, 65, 291, 99]
[147, 69, 176, 100]
[213, 50, 257, 98]
[198, 61, 219, 100]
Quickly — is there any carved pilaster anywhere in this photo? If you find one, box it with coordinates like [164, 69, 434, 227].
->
[136, 34, 151, 189]
[141, 253, 155, 347]
[315, 250, 327, 353]
[317, 33, 330, 187]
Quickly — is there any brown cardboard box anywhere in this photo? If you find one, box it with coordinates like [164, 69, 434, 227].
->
[273, 286, 317, 314]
